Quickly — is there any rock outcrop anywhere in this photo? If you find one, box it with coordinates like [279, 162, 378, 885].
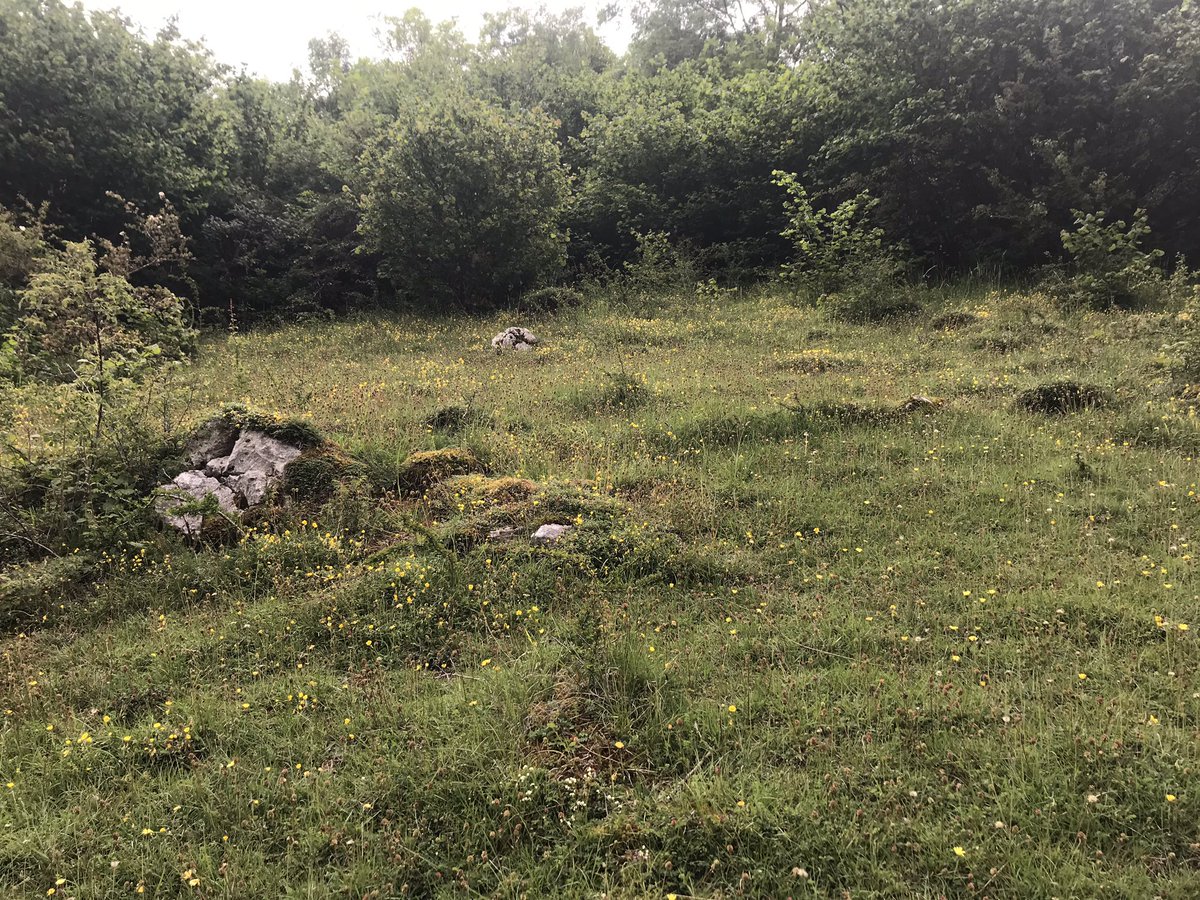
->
[158, 418, 306, 534]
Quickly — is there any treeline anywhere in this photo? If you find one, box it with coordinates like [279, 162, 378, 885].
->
[2, 0, 1199, 319]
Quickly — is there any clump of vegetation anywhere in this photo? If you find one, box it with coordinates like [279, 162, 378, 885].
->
[521, 285, 585, 313]
[396, 447, 485, 494]
[929, 310, 978, 331]
[567, 370, 653, 413]
[424, 402, 491, 433]
[772, 171, 916, 321]
[280, 447, 364, 504]
[1044, 209, 1194, 309]
[1017, 380, 1109, 414]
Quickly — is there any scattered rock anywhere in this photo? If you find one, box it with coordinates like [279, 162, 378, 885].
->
[491, 327, 539, 351]
[532, 523, 573, 544]
[487, 526, 522, 542]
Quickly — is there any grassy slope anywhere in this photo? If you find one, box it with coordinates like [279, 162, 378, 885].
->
[2, 288, 1199, 898]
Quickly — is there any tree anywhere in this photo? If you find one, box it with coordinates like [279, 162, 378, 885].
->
[0, 0, 228, 240]
[1, 196, 194, 438]
[357, 91, 570, 305]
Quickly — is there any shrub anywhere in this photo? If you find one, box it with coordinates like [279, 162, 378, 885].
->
[358, 92, 570, 307]
[1047, 209, 1174, 309]
[617, 231, 700, 297]
[772, 171, 913, 320]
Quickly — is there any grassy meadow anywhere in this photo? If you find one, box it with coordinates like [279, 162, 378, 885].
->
[2, 286, 1199, 898]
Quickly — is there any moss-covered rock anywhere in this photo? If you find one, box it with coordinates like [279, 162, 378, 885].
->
[397, 447, 484, 495]
[212, 404, 325, 450]
[281, 447, 365, 504]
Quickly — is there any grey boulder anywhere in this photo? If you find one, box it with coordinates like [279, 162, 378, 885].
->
[491, 327, 539, 351]
[157, 471, 239, 535]
[531, 523, 573, 544]
[159, 428, 304, 533]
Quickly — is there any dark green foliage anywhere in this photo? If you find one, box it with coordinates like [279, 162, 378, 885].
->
[2, 0, 1200, 315]
[357, 92, 570, 306]
[0, 425, 174, 565]
[0, 0, 226, 239]
[796, 0, 1200, 269]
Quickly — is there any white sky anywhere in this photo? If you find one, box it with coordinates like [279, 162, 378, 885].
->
[77, 0, 631, 81]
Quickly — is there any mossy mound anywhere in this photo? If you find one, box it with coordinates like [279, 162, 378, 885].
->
[1017, 381, 1108, 414]
[431, 474, 539, 513]
[397, 447, 484, 494]
[282, 447, 365, 504]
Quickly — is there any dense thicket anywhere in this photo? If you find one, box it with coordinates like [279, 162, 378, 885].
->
[1, 0, 1198, 318]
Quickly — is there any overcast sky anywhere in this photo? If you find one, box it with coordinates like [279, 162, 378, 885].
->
[77, 0, 631, 81]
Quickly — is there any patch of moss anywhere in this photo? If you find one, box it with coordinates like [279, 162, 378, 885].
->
[432, 474, 539, 510]
[216, 404, 325, 449]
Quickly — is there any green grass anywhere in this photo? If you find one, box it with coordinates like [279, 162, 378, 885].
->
[2, 286, 1200, 897]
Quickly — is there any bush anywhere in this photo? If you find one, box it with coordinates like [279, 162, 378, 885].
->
[772, 171, 913, 320]
[358, 92, 570, 307]
[617, 231, 700, 297]
[1047, 209, 1172, 309]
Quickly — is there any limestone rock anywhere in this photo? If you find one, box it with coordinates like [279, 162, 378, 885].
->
[491, 327, 539, 351]
[157, 471, 239, 535]
[183, 416, 238, 468]
[206, 430, 302, 481]
[531, 523, 573, 544]
[487, 525, 522, 542]
[159, 423, 307, 533]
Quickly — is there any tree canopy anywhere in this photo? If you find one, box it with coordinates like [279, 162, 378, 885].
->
[1, 0, 1197, 317]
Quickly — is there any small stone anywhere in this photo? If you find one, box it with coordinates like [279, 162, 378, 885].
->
[487, 526, 522, 542]
[531, 523, 572, 544]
